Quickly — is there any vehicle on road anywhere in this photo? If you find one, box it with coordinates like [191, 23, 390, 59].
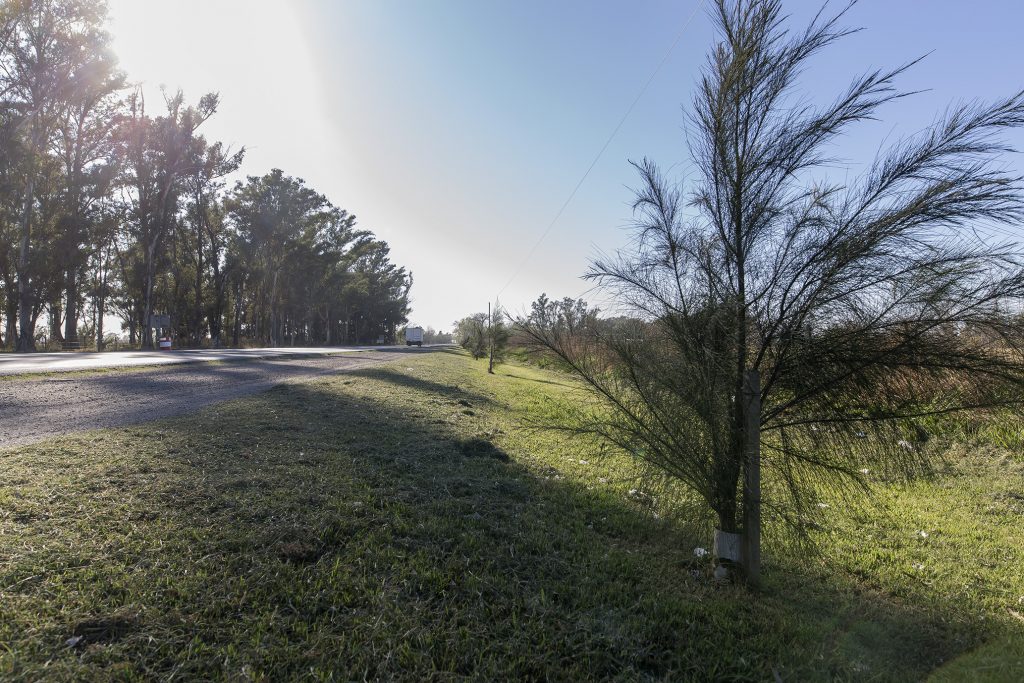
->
[406, 326, 423, 347]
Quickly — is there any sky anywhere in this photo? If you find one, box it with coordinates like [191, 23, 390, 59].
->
[106, 0, 1024, 331]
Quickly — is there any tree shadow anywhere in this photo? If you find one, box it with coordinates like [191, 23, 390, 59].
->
[0, 374, 994, 681]
[341, 366, 498, 408]
[499, 370, 576, 390]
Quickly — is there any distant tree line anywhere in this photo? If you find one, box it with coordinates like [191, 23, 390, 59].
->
[0, 0, 411, 352]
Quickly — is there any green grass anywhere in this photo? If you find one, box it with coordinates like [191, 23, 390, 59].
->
[1, 349, 1021, 680]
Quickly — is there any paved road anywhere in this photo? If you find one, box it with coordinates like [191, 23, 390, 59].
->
[0, 348, 431, 449]
[0, 345, 407, 376]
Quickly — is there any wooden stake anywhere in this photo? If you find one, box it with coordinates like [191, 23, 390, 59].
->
[488, 301, 494, 374]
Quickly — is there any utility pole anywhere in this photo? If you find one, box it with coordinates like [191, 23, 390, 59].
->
[487, 301, 495, 374]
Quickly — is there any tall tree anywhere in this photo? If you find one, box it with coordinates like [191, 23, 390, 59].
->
[120, 89, 217, 349]
[2, 0, 114, 351]
[228, 169, 357, 347]
[181, 140, 243, 346]
[51, 35, 122, 345]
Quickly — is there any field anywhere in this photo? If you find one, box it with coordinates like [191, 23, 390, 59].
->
[1, 349, 1022, 680]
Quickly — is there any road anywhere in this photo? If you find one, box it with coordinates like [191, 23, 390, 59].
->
[0, 345, 400, 376]
[0, 348, 430, 449]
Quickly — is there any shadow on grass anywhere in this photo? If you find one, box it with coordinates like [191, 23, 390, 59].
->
[0, 372, 991, 681]
[341, 366, 498, 408]
[500, 370, 577, 390]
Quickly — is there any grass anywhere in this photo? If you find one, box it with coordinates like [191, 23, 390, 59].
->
[0, 349, 1021, 680]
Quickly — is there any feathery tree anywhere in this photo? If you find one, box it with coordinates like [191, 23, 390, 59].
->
[520, 0, 1024, 579]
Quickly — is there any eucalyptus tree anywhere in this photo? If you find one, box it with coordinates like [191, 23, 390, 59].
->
[51, 39, 123, 345]
[120, 89, 218, 349]
[228, 170, 328, 346]
[0, 102, 25, 348]
[521, 0, 1024, 579]
[1, 0, 114, 350]
[181, 140, 243, 346]
[346, 239, 411, 343]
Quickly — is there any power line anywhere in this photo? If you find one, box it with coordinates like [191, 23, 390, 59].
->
[495, 3, 702, 302]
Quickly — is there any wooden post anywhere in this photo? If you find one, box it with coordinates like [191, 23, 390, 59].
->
[488, 301, 495, 374]
[742, 369, 761, 586]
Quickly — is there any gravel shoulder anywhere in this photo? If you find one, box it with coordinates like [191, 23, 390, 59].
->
[0, 349, 420, 448]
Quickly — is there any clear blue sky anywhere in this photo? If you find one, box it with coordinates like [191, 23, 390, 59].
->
[110, 1, 1024, 330]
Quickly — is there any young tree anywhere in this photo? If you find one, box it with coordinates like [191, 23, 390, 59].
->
[456, 308, 509, 367]
[455, 312, 488, 359]
[521, 0, 1024, 580]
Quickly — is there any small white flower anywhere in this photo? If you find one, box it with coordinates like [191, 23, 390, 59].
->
[693, 547, 709, 558]
[598, 477, 607, 484]
[578, 459, 589, 465]
[856, 431, 867, 438]
[897, 440, 914, 451]
[859, 468, 870, 475]
[817, 502, 830, 509]
[628, 488, 638, 496]
[918, 530, 929, 538]
[912, 562, 925, 571]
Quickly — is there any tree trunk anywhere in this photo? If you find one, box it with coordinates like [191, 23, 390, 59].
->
[3, 287, 16, 349]
[96, 295, 105, 351]
[49, 302, 64, 345]
[325, 304, 331, 345]
[194, 215, 204, 346]
[16, 173, 36, 353]
[232, 280, 242, 347]
[64, 268, 78, 343]
[141, 238, 157, 349]
[269, 270, 279, 347]
[742, 369, 761, 586]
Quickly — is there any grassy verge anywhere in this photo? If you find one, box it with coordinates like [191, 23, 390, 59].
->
[1, 349, 1021, 680]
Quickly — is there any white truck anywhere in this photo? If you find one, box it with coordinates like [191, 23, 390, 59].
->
[405, 326, 424, 347]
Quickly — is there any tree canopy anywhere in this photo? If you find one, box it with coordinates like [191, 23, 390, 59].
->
[0, 0, 411, 351]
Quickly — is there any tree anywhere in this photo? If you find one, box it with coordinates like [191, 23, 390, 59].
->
[520, 0, 1024, 581]
[181, 140, 243, 346]
[1, 0, 114, 351]
[455, 313, 488, 359]
[51, 29, 123, 346]
[456, 308, 509, 367]
[228, 170, 344, 347]
[121, 89, 218, 349]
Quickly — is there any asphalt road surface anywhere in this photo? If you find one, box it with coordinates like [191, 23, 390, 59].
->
[0, 345, 402, 376]
[0, 348, 429, 449]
